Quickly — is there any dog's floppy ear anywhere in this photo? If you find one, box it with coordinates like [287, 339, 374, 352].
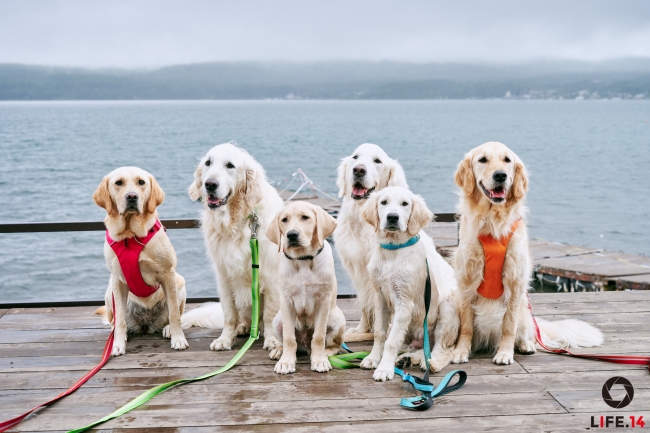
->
[508, 159, 529, 203]
[266, 211, 283, 252]
[243, 163, 264, 210]
[93, 176, 115, 215]
[336, 158, 350, 198]
[386, 160, 408, 188]
[312, 205, 337, 249]
[361, 194, 380, 231]
[188, 164, 203, 202]
[454, 154, 476, 197]
[146, 175, 165, 214]
[407, 195, 433, 237]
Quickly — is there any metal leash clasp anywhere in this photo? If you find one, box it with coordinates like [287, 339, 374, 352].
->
[249, 210, 260, 239]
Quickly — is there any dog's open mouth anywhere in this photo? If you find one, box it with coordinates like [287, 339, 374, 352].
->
[351, 185, 375, 200]
[480, 182, 506, 203]
[207, 193, 230, 209]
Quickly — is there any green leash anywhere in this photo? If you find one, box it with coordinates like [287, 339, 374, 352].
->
[68, 214, 262, 433]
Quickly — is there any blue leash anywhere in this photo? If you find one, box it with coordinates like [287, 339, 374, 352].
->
[339, 260, 467, 411]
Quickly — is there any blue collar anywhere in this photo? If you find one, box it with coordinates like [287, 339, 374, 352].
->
[379, 234, 420, 250]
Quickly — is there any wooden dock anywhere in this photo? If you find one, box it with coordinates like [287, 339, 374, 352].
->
[1, 291, 649, 432]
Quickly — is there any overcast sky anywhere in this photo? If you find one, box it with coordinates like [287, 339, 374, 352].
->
[1, 0, 649, 68]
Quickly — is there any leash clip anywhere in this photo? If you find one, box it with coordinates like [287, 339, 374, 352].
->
[249, 211, 259, 239]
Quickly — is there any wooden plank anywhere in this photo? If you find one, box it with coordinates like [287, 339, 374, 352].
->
[527, 291, 650, 304]
[0, 309, 8, 320]
[551, 388, 650, 413]
[516, 353, 650, 374]
[529, 240, 602, 260]
[423, 222, 458, 248]
[7, 392, 565, 430]
[536, 251, 650, 281]
[615, 273, 650, 290]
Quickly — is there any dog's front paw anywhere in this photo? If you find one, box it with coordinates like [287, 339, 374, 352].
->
[311, 356, 332, 373]
[269, 346, 283, 360]
[236, 324, 250, 337]
[210, 337, 232, 351]
[373, 363, 395, 381]
[111, 339, 126, 357]
[395, 353, 414, 369]
[162, 325, 171, 339]
[516, 340, 537, 355]
[360, 356, 380, 370]
[451, 347, 469, 364]
[427, 356, 448, 373]
[263, 336, 281, 351]
[171, 335, 189, 350]
[274, 357, 296, 374]
[493, 350, 515, 365]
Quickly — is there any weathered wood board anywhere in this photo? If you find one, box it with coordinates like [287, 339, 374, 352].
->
[0, 293, 648, 432]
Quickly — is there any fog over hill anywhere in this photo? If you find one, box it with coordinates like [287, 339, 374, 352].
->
[2, 59, 649, 100]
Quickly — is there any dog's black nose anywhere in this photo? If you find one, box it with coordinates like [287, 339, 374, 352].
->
[386, 213, 399, 224]
[125, 192, 138, 202]
[205, 179, 219, 193]
[353, 165, 366, 177]
[287, 230, 300, 241]
[492, 170, 508, 183]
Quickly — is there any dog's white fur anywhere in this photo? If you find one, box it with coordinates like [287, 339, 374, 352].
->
[266, 201, 346, 374]
[93, 166, 188, 356]
[333, 143, 408, 334]
[359, 187, 459, 381]
[181, 142, 283, 352]
[452, 142, 602, 366]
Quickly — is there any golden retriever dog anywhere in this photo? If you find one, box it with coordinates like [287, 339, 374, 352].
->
[334, 143, 408, 335]
[180, 142, 282, 352]
[266, 201, 346, 374]
[452, 142, 602, 366]
[93, 167, 188, 356]
[359, 187, 459, 381]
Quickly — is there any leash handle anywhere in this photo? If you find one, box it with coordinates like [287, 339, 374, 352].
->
[527, 294, 650, 370]
[0, 296, 116, 432]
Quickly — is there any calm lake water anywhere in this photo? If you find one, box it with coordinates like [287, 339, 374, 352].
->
[1, 100, 648, 302]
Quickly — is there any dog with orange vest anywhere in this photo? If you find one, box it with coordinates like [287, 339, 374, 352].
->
[451, 142, 602, 366]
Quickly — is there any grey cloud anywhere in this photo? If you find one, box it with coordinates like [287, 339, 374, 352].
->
[0, 0, 649, 68]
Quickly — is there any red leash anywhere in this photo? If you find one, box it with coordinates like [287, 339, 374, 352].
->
[0, 298, 115, 432]
[527, 295, 650, 369]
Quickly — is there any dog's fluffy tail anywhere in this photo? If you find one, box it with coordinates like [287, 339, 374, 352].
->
[94, 306, 106, 316]
[180, 302, 224, 329]
[343, 332, 374, 342]
[536, 318, 603, 349]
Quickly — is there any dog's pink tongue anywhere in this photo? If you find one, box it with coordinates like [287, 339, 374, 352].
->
[207, 196, 220, 205]
[491, 189, 506, 199]
[352, 187, 368, 196]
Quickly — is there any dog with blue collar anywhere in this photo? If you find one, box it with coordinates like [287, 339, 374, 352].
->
[358, 186, 460, 381]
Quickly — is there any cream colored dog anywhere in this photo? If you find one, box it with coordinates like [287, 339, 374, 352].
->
[359, 187, 459, 381]
[266, 201, 346, 374]
[180, 142, 282, 352]
[452, 142, 602, 366]
[93, 167, 188, 356]
[334, 143, 408, 335]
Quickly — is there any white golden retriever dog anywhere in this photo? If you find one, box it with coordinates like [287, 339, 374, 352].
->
[452, 142, 602, 366]
[334, 143, 408, 334]
[266, 201, 346, 374]
[359, 187, 459, 381]
[181, 142, 283, 352]
[93, 167, 188, 356]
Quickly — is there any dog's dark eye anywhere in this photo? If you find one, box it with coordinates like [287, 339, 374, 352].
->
[380, 200, 387, 205]
[374, 159, 382, 164]
[504, 156, 511, 163]
[302, 215, 309, 220]
[478, 157, 487, 163]
[352, 155, 358, 159]
[138, 179, 145, 185]
[402, 201, 408, 206]
[205, 159, 211, 167]
[281, 217, 288, 223]
[115, 180, 123, 186]
[226, 162, 235, 169]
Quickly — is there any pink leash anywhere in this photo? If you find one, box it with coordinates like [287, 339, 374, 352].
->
[0, 296, 115, 432]
[527, 294, 650, 369]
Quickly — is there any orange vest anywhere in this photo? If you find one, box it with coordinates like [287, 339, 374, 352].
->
[477, 220, 520, 299]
